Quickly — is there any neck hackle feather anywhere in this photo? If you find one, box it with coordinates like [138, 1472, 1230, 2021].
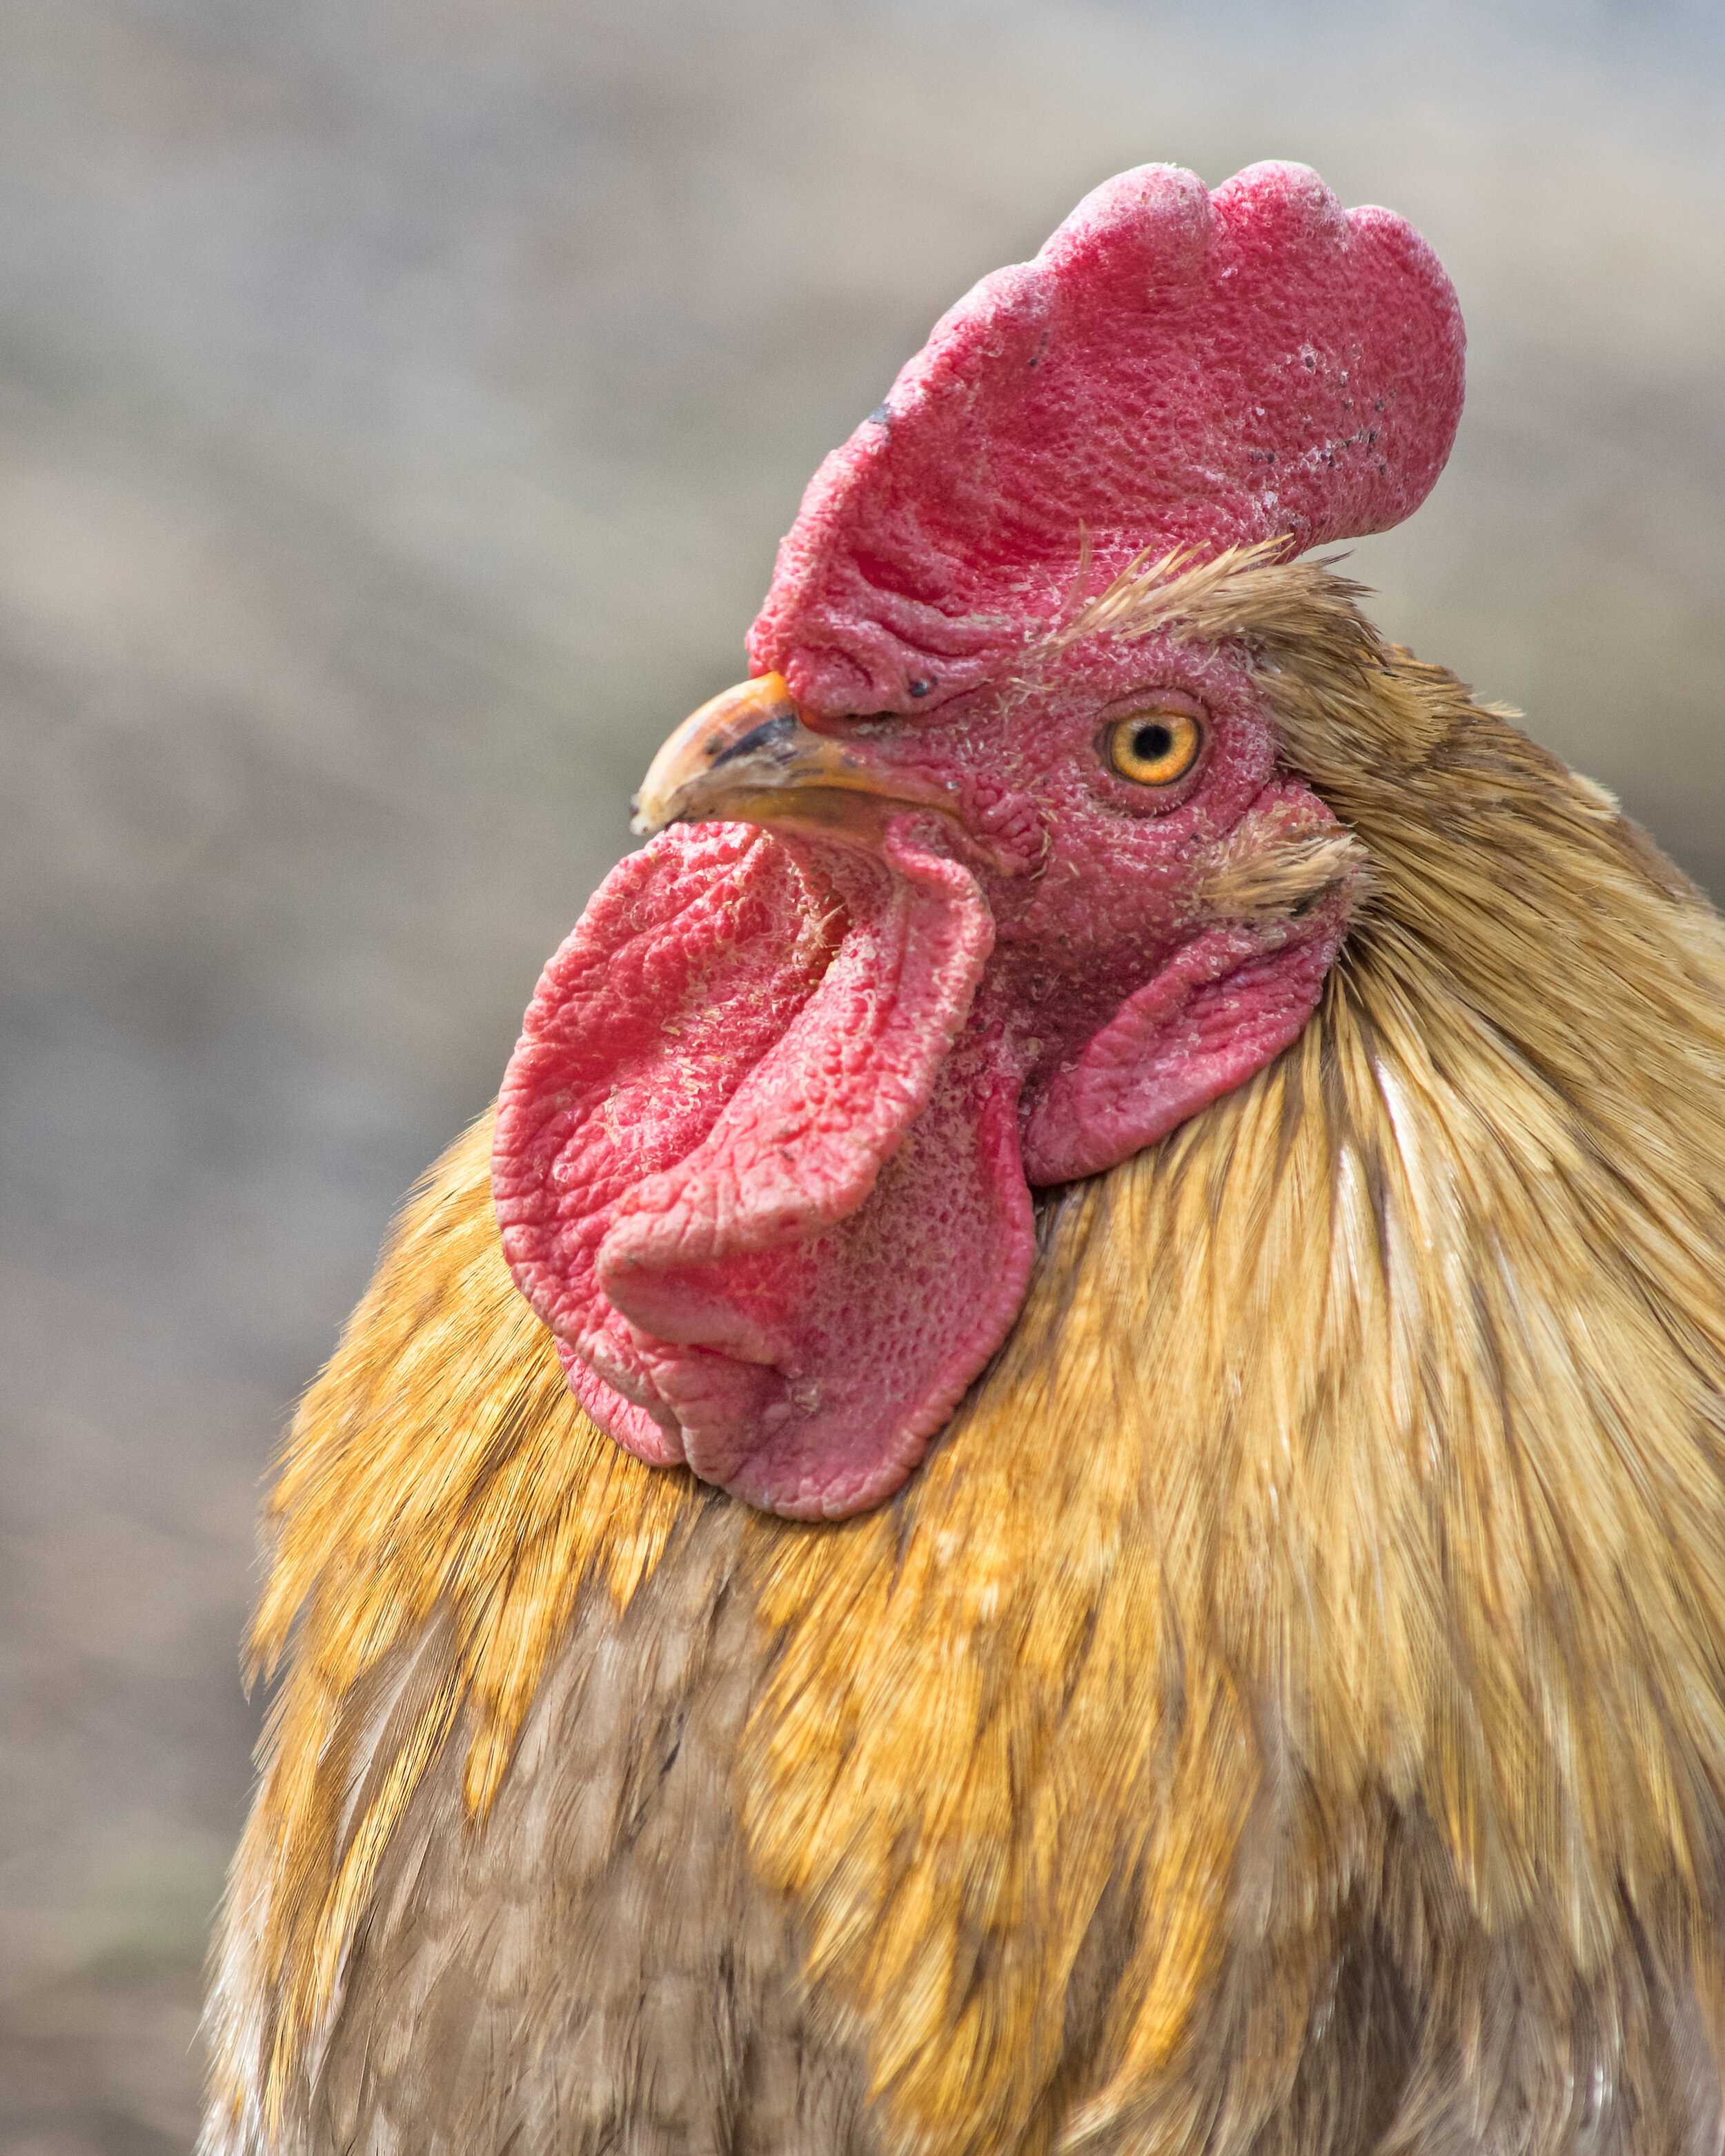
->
[206, 553, 1725, 2156]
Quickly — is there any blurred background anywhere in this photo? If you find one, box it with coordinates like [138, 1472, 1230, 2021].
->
[1, 0, 1722, 2145]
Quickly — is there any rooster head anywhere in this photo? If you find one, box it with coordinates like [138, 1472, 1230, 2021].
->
[493, 161, 1464, 1518]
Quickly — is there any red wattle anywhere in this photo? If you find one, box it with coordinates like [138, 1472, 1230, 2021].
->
[493, 821, 1030, 1518]
[599, 832, 990, 1283]
[1018, 910, 1348, 1185]
[493, 827, 838, 1455]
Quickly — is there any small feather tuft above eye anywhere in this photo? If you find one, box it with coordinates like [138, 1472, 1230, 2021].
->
[1201, 827, 1372, 921]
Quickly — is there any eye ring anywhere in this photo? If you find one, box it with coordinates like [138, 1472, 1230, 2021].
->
[1103, 708, 1205, 787]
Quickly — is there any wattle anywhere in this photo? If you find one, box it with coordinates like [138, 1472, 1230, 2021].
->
[493, 820, 1036, 1518]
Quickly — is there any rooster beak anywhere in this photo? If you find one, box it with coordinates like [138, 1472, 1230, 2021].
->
[631, 673, 954, 841]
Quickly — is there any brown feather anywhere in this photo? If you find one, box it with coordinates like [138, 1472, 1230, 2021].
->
[206, 553, 1725, 2154]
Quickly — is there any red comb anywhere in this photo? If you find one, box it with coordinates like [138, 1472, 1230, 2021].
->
[747, 161, 1464, 718]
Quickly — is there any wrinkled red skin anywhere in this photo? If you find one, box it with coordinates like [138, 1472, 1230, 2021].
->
[749, 161, 1463, 721]
[494, 635, 1357, 1518]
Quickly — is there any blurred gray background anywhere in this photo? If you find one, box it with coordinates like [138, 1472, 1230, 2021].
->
[1, 0, 1722, 2146]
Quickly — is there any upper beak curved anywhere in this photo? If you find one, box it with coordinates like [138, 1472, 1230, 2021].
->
[631, 673, 956, 842]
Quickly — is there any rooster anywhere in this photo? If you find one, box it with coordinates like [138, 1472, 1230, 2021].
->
[204, 162, 1725, 2156]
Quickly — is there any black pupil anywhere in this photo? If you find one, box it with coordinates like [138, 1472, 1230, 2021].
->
[1132, 722, 1174, 764]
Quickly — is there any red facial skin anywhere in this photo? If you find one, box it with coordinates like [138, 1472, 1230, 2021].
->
[809, 636, 1336, 1154]
[493, 638, 1356, 1519]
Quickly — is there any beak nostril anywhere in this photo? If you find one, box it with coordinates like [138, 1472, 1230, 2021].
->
[712, 715, 802, 769]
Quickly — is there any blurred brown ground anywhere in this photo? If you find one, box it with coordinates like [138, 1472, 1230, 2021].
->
[1, 1, 1722, 2146]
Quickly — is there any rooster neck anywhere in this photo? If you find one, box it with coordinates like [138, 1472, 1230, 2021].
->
[731, 866, 1725, 2148]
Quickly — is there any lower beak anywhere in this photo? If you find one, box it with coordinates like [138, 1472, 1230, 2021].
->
[631, 674, 954, 842]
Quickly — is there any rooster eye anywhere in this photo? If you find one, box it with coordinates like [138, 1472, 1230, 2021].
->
[1103, 709, 1204, 787]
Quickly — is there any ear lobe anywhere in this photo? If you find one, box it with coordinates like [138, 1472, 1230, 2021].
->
[1018, 914, 1346, 1185]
